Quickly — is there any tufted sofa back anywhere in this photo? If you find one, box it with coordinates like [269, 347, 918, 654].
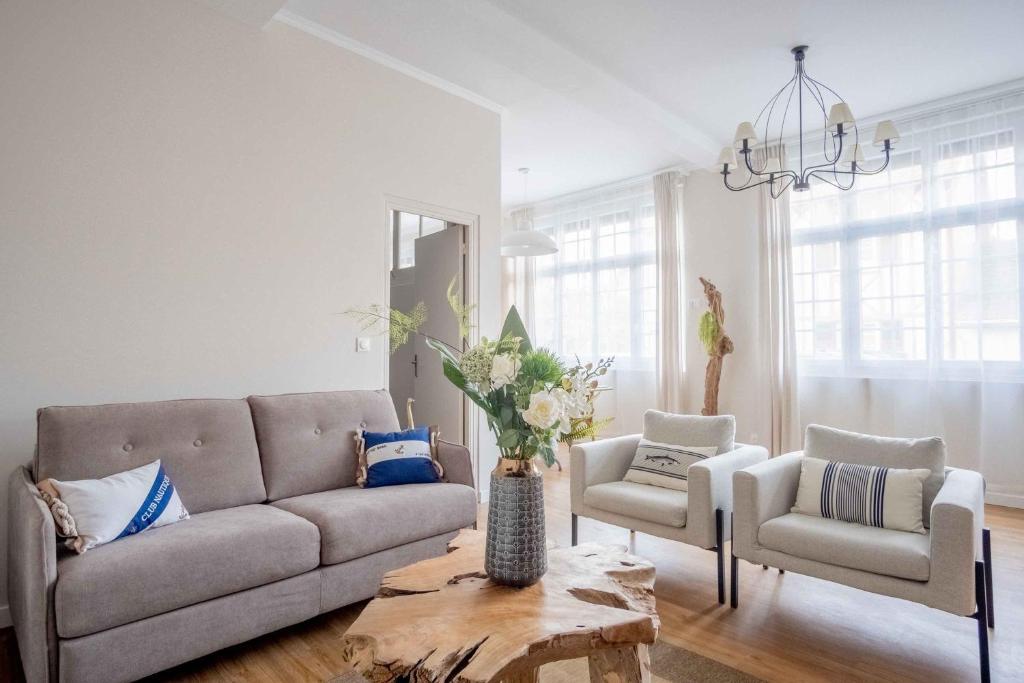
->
[247, 390, 400, 501]
[35, 398, 267, 514]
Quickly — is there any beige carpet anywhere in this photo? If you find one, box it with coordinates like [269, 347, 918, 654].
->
[328, 639, 763, 682]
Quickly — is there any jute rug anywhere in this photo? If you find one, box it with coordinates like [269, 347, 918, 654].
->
[328, 639, 764, 682]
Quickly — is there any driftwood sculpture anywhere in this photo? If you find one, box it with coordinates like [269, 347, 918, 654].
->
[698, 277, 733, 416]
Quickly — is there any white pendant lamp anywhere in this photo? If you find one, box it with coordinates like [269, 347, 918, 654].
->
[501, 168, 558, 257]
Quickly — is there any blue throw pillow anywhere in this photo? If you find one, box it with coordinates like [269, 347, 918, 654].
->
[361, 426, 441, 488]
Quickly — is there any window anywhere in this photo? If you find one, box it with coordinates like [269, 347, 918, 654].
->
[527, 182, 656, 368]
[789, 93, 1024, 379]
[392, 211, 446, 270]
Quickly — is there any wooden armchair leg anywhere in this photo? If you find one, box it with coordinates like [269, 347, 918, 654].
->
[571, 513, 578, 547]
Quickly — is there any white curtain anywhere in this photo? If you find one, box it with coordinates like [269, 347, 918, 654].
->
[790, 88, 1024, 505]
[654, 171, 686, 413]
[502, 207, 536, 336]
[756, 145, 801, 454]
[511, 178, 659, 435]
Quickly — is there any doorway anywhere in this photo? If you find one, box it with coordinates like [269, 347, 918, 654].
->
[388, 209, 467, 445]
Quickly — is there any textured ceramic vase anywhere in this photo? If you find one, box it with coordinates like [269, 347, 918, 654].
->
[484, 456, 548, 587]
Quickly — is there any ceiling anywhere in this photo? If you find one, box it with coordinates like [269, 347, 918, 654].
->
[278, 0, 1024, 206]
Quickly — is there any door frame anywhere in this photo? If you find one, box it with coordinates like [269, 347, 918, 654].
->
[382, 195, 481, 495]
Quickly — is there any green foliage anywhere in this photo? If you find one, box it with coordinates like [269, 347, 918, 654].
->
[698, 310, 719, 356]
[345, 303, 428, 354]
[499, 305, 532, 353]
[519, 348, 565, 385]
[535, 440, 557, 468]
[557, 417, 614, 445]
[446, 276, 476, 341]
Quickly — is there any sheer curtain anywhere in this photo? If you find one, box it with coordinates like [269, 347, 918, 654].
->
[756, 144, 801, 454]
[654, 171, 686, 413]
[790, 88, 1024, 504]
[509, 178, 659, 434]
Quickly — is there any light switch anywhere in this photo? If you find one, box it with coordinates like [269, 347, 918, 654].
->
[356, 337, 372, 352]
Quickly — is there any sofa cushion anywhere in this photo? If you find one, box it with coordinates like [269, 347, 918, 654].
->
[248, 390, 401, 501]
[55, 504, 320, 638]
[272, 483, 476, 565]
[642, 410, 735, 454]
[359, 426, 441, 488]
[36, 398, 266, 514]
[584, 481, 687, 527]
[804, 424, 945, 526]
[41, 459, 191, 553]
[758, 512, 931, 581]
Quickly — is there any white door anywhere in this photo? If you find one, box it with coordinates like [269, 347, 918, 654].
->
[411, 225, 465, 443]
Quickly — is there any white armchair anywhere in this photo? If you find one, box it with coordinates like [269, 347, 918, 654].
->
[571, 427, 768, 604]
[732, 425, 993, 682]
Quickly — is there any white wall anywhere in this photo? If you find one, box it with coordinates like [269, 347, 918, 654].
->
[681, 171, 769, 445]
[0, 0, 501, 623]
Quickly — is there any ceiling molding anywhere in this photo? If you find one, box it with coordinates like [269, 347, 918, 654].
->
[505, 163, 690, 214]
[273, 9, 505, 115]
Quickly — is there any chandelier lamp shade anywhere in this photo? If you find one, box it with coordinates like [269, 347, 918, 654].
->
[721, 45, 899, 198]
[502, 167, 558, 257]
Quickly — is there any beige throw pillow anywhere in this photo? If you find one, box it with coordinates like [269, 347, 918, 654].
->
[622, 438, 718, 492]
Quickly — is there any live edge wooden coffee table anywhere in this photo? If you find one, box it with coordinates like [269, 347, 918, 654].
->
[342, 529, 658, 683]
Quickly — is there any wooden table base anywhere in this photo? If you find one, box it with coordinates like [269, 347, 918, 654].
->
[343, 529, 658, 683]
[499, 643, 650, 683]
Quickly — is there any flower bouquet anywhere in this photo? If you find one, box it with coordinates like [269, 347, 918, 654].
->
[424, 306, 588, 586]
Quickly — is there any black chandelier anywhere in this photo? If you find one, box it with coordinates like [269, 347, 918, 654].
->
[720, 45, 900, 198]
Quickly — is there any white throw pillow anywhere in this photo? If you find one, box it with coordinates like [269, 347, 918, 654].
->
[37, 460, 189, 553]
[622, 438, 718, 492]
[792, 456, 930, 534]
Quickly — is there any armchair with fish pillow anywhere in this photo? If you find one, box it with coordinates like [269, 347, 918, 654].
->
[570, 410, 767, 604]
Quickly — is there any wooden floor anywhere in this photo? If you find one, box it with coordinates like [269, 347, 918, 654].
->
[4, 461, 1022, 682]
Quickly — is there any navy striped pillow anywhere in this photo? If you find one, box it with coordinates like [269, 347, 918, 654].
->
[792, 456, 930, 534]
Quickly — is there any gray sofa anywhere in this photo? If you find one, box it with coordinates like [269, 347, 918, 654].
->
[8, 390, 478, 683]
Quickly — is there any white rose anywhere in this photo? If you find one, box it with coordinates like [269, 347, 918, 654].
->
[490, 353, 520, 390]
[521, 390, 562, 430]
[551, 387, 588, 421]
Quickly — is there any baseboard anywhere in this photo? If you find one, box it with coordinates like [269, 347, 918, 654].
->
[0, 605, 11, 629]
[986, 489, 1024, 509]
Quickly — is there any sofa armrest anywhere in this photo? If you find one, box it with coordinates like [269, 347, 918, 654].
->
[929, 467, 985, 615]
[437, 440, 475, 489]
[570, 434, 642, 514]
[687, 443, 770, 548]
[8, 465, 58, 683]
[732, 451, 804, 561]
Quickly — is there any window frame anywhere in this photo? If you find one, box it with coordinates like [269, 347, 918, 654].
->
[529, 188, 657, 369]
[790, 113, 1024, 382]
[392, 211, 447, 271]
